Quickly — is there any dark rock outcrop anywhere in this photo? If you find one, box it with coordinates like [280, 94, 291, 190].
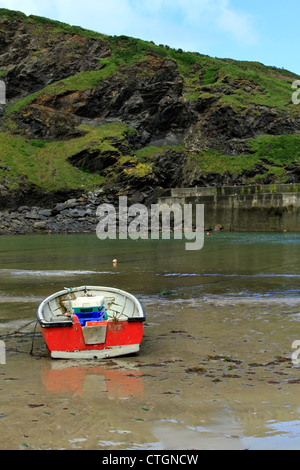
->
[0, 17, 110, 100]
[0, 9, 300, 225]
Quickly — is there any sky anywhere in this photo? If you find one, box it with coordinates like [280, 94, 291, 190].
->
[0, 0, 299, 75]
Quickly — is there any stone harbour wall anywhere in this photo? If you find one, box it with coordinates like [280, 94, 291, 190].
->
[158, 184, 300, 232]
[0, 184, 299, 235]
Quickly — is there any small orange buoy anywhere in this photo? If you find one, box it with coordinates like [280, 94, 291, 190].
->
[206, 232, 210, 236]
[113, 259, 117, 265]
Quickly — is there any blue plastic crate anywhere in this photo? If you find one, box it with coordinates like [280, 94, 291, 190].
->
[75, 306, 107, 326]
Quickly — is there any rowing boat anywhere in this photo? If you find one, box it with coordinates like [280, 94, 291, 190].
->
[36, 285, 146, 359]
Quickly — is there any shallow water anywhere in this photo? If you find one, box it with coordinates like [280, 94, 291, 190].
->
[0, 232, 300, 450]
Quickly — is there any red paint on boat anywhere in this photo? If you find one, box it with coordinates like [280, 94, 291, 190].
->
[40, 316, 144, 356]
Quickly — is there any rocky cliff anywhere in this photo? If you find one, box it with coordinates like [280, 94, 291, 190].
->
[0, 8, 300, 219]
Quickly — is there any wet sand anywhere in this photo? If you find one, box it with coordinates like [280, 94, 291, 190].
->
[1, 299, 300, 450]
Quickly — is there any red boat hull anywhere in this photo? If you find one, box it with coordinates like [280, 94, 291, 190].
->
[40, 317, 144, 359]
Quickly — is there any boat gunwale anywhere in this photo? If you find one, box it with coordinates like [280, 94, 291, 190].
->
[36, 285, 146, 328]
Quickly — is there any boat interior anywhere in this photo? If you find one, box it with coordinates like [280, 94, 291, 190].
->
[38, 286, 144, 325]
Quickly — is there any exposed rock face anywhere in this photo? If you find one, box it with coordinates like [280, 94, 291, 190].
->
[26, 57, 191, 146]
[187, 104, 300, 153]
[0, 10, 300, 219]
[0, 17, 110, 100]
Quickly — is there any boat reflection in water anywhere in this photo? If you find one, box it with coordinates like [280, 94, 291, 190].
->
[41, 361, 144, 399]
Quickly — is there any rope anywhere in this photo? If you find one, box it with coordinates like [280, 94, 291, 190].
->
[64, 286, 73, 313]
[0, 319, 38, 339]
[0, 319, 42, 356]
[29, 320, 39, 355]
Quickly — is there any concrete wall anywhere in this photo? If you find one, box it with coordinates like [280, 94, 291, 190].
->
[158, 184, 300, 232]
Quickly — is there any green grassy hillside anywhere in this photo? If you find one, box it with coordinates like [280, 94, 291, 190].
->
[0, 8, 299, 198]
